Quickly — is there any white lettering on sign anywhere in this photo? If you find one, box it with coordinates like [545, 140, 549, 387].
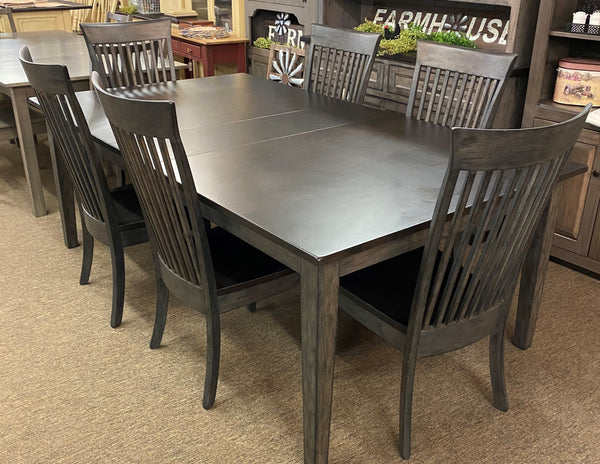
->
[370, 9, 509, 49]
[374, 9, 387, 24]
[268, 25, 305, 48]
[384, 10, 396, 28]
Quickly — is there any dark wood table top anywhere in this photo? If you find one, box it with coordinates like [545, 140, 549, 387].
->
[0, 31, 89, 88]
[76, 73, 587, 265]
[77, 73, 454, 264]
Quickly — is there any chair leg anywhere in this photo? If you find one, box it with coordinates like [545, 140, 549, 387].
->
[202, 309, 221, 410]
[109, 244, 126, 328]
[489, 329, 509, 412]
[246, 302, 257, 313]
[150, 276, 169, 349]
[399, 350, 418, 459]
[79, 223, 94, 285]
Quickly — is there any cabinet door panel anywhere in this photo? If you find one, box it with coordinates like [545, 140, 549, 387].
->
[368, 60, 384, 92]
[386, 62, 413, 100]
[534, 118, 599, 255]
[587, 193, 600, 262]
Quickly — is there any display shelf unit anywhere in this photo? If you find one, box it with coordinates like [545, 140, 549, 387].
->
[523, 0, 600, 274]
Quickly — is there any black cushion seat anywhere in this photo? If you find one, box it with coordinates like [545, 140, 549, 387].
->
[209, 226, 289, 288]
[340, 247, 424, 329]
[110, 184, 146, 228]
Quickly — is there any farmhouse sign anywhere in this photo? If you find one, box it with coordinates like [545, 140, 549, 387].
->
[266, 17, 305, 48]
[368, 4, 510, 51]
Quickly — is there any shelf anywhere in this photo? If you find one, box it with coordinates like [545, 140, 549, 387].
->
[536, 99, 600, 131]
[549, 30, 600, 41]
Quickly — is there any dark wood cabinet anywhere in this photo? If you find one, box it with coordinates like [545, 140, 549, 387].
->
[523, 0, 600, 274]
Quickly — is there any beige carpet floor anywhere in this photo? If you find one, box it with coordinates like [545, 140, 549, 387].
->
[0, 139, 599, 464]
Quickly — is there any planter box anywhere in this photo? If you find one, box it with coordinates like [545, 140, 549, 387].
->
[248, 46, 269, 78]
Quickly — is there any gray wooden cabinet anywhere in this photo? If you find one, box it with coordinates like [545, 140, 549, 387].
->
[523, 0, 600, 274]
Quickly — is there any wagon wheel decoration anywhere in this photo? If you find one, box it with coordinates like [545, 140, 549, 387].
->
[269, 47, 305, 88]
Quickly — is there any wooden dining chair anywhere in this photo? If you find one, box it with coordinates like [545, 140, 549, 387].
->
[18, 45, 149, 329]
[338, 105, 591, 458]
[303, 24, 380, 104]
[0, 6, 17, 32]
[105, 11, 131, 23]
[407, 40, 518, 128]
[81, 18, 177, 88]
[91, 71, 300, 409]
[267, 43, 305, 88]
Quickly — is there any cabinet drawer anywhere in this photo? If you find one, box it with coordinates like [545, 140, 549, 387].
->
[179, 42, 202, 60]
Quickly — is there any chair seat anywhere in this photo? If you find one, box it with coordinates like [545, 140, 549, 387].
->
[340, 247, 424, 328]
[109, 184, 145, 227]
[341, 247, 473, 329]
[209, 226, 289, 289]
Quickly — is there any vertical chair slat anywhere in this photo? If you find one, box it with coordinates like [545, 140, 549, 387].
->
[416, 67, 432, 122]
[425, 68, 441, 124]
[433, 69, 450, 125]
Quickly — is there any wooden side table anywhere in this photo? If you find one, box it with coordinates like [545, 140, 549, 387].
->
[170, 28, 248, 78]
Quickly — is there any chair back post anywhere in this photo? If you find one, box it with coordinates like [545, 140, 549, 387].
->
[407, 40, 518, 128]
[304, 24, 380, 104]
[81, 18, 177, 88]
[105, 11, 132, 23]
[0, 7, 17, 33]
[407, 104, 591, 352]
[18, 46, 118, 239]
[90, 71, 218, 311]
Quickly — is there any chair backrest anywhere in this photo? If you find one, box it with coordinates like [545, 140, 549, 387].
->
[81, 18, 177, 88]
[304, 24, 380, 104]
[267, 43, 305, 88]
[91, 71, 217, 300]
[407, 40, 518, 129]
[90, 0, 118, 23]
[105, 11, 131, 23]
[18, 46, 115, 230]
[409, 105, 590, 335]
[0, 7, 17, 33]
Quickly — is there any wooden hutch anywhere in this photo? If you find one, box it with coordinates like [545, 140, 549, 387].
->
[523, 0, 600, 274]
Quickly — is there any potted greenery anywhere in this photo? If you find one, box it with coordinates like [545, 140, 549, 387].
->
[354, 20, 475, 58]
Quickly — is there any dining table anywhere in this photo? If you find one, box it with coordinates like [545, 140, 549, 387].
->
[58, 73, 585, 463]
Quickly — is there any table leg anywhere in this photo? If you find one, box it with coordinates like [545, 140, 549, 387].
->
[203, 47, 215, 77]
[237, 43, 247, 73]
[47, 126, 78, 248]
[301, 261, 339, 464]
[513, 183, 563, 350]
[11, 87, 46, 217]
